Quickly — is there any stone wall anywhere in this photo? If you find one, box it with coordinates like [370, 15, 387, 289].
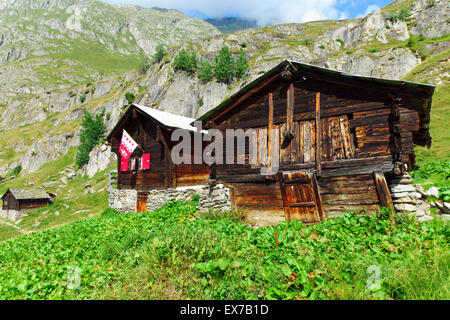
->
[109, 184, 231, 213]
[108, 189, 137, 213]
[0, 209, 24, 221]
[389, 173, 450, 222]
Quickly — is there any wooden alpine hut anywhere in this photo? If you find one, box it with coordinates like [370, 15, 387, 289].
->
[106, 104, 210, 211]
[1, 188, 53, 211]
[197, 59, 434, 226]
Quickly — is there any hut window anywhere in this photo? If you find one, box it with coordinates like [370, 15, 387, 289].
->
[130, 156, 141, 171]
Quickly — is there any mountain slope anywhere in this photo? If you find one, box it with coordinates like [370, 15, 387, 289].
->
[0, 0, 219, 127]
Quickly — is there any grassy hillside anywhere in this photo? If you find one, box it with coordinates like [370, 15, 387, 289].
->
[0, 148, 113, 236]
[402, 49, 450, 163]
[0, 201, 448, 300]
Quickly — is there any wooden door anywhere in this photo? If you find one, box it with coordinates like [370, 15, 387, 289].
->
[277, 170, 324, 224]
[136, 192, 149, 213]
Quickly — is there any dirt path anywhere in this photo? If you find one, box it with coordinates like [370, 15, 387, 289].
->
[0, 219, 29, 234]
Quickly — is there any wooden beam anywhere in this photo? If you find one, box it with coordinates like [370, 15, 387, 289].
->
[315, 92, 322, 175]
[277, 172, 291, 222]
[268, 92, 274, 168]
[373, 171, 394, 212]
[208, 73, 281, 124]
[287, 83, 294, 132]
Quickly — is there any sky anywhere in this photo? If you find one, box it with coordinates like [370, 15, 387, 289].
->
[104, 0, 393, 26]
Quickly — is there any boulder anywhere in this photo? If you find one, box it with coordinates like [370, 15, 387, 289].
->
[394, 203, 416, 212]
[438, 214, 450, 221]
[415, 184, 427, 197]
[86, 144, 116, 178]
[418, 215, 433, 222]
[42, 181, 58, 188]
[391, 176, 414, 184]
[427, 186, 440, 198]
[390, 184, 416, 193]
[393, 197, 417, 204]
[391, 191, 421, 198]
[443, 202, 450, 214]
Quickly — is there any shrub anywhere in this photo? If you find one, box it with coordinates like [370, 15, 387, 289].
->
[368, 48, 380, 53]
[336, 39, 345, 47]
[125, 92, 135, 105]
[406, 34, 428, 59]
[214, 46, 235, 83]
[198, 59, 213, 83]
[234, 48, 249, 79]
[398, 7, 411, 21]
[389, 7, 411, 23]
[79, 94, 86, 104]
[75, 110, 106, 168]
[10, 166, 22, 177]
[153, 44, 165, 63]
[172, 49, 197, 74]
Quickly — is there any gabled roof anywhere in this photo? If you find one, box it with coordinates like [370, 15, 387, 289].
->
[107, 104, 205, 142]
[196, 59, 434, 147]
[3, 189, 51, 200]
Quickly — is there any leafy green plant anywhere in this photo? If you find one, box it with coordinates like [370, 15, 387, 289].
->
[125, 92, 136, 105]
[79, 94, 86, 104]
[10, 165, 22, 177]
[75, 110, 106, 168]
[153, 44, 165, 63]
[388, 7, 411, 23]
[336, 39, 345, 47]
[406, 34, 428, 59]
[0, 199, 448, 300]
[398, 7, 411, 21]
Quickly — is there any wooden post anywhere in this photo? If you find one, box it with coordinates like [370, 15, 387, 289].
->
[315, 92, 322, 175]
[268, 92, 274, 169]
[373, 171, 394, 213]
[287, 83, 294, 132]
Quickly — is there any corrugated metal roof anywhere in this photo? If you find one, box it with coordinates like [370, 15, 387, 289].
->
[6, 189, 51, 200]
[196, 59, 435, 122]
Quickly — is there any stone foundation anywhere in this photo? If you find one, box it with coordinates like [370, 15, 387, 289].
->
[0, 209, 24, 221]
[108, 189, 137, 213]
[109, 184, 231, 213]
[389, 173, 432, 221]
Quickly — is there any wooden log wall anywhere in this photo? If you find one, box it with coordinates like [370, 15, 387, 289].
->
[211, 76, 422, 220]
[18, 199, 50, 211]
[229, 173, 382, 223]
[111, 112, 210, 190]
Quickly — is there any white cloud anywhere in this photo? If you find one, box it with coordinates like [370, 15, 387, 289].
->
[365, 4, 380, 15]
[104, 0, 343, 26]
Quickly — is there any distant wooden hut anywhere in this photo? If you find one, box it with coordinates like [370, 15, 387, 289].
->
[1, 188, 53, 211]
[106, 104, 210, 212]
[197, 60, 434, 225]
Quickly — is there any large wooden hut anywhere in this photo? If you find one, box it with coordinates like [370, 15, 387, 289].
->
[197, 60, 434, 225]
[106, 104, 210, 211]
[1, 189, 53, 211]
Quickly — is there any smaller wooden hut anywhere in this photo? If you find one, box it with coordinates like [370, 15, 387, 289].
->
[106, 104, 210, 212]
[1, 189, 53, 211]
